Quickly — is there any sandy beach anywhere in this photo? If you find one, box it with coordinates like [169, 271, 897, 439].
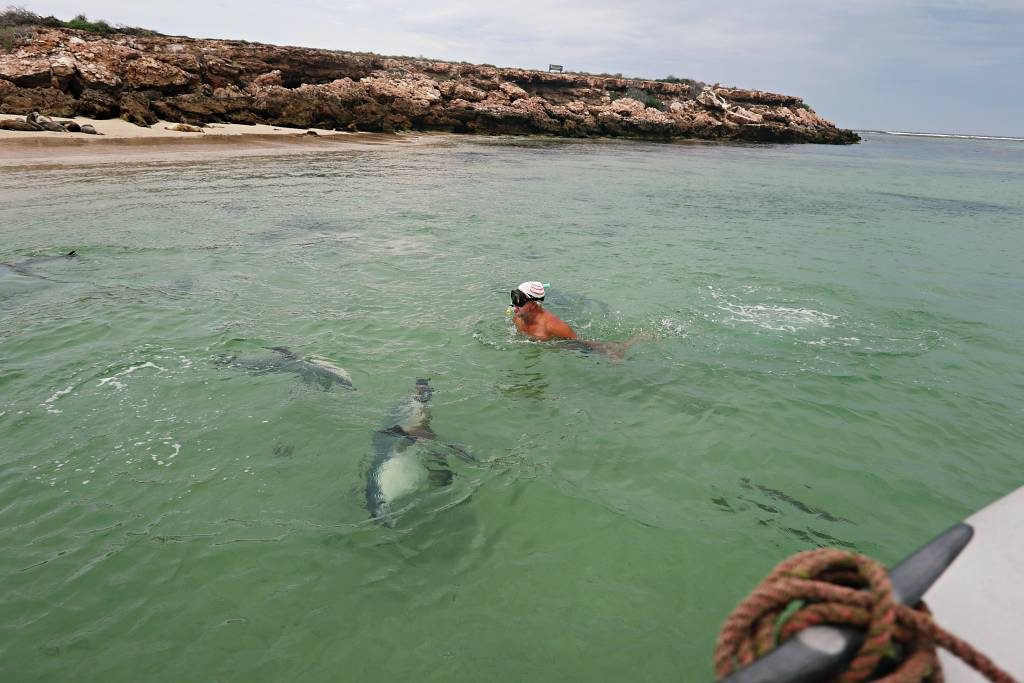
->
[0, 114, 416, 166]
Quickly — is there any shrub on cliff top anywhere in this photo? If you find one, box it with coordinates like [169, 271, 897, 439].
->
[658, 75, 700, 86]
[0, 25, 16, 50]
[1, 6, 62, 28]
[0, 6, 160, 36]
[65, 13, 113, 34]
[0, 6, 51, 50]
[644, 94, 666, 111]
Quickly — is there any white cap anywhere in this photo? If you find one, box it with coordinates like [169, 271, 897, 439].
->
[517, 281, 546, 299]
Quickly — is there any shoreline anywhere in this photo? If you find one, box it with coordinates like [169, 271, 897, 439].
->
[0, 114, 419, 166]
[1, 113, 360, 139]
[0, 113, 753, 168]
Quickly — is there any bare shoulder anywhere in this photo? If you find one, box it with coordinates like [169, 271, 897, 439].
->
[543, 311, 577, 340]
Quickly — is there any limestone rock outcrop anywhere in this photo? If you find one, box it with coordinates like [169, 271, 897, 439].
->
[0, 27, 859, 143]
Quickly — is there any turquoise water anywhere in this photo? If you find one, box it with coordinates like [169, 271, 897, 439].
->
[1, 133, 1022, 681]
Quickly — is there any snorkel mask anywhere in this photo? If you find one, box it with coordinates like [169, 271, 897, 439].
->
[507, 282, 550, 316]
[510, 284, 549, 308]
[510, 289, 543, 308]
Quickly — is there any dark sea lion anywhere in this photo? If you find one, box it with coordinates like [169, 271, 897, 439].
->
[739, 478, 851, 523]
[37, 119, 68, 133]
[0, 119, 42, 132]
[2, 250, 78, 276]
[27, 111, 68, 133]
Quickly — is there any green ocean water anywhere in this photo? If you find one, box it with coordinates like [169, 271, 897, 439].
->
[1, 132, 1022, 681]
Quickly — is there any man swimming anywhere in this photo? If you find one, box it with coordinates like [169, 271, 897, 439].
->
[510, 281, 576, 341]
[510, 281, 644, 358]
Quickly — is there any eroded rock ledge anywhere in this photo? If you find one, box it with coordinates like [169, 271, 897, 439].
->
[0, 28, 859, 144]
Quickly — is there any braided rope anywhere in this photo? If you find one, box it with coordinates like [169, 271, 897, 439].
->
[714, 548, 1017, 683]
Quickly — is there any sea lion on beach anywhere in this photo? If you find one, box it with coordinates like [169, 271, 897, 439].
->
[27, 112, 68, 133]
[37, 119, 68, 133]
[0, 119, 42, 132]
[79, 124, 100, 135]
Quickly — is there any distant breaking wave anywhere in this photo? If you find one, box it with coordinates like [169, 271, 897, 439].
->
[871, 130, 1024, 142]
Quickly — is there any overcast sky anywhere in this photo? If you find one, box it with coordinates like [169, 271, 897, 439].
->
[25, 1, 1024, 135]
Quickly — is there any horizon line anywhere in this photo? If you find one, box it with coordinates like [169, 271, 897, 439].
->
[855, 130, 1024, 142]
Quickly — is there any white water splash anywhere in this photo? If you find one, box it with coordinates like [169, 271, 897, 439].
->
[41, 386, 73, 414]
[658, 317, 687, 335]
[144, 437, 182, 467]
[97, 361, 164, 390]
[705, 285, 838, 333]
[806, 336, 860, 348]
[718, 302, 837, 332]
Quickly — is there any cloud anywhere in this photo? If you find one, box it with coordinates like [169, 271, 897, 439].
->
[23, 0, 1024, 134]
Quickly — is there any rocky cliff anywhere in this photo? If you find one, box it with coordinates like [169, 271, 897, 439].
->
[0, 27, 859, 144]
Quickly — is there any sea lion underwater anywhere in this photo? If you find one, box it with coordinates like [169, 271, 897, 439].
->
[365, 379, 474, 524]
[0, 250, 78, 279]
[214, 346, 355, 390]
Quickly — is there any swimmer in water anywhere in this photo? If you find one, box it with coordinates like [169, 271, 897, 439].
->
[510, 281, 575, 341]
[509, 281, 644, 358]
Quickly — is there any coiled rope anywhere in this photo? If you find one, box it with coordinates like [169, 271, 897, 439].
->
[714, 548, 1017, 682]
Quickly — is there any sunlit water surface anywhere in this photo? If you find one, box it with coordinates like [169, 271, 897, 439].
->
[1, 133, 1022, 681]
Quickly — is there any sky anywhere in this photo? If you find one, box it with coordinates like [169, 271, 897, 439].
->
[23, 1, 1024, 136]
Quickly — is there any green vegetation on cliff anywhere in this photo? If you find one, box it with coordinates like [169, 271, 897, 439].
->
[1, 5, 158, 50]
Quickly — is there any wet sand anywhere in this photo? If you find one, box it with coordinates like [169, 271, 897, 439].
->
[0, 115, 423, 167]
